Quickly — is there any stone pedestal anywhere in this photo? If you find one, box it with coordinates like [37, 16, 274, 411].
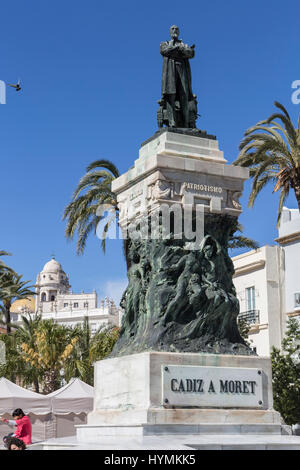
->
[76, 130, 286, 444]
[76, 352, 282, 442]
[111, 129, 249, 228]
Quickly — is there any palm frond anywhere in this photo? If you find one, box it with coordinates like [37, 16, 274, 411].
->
[86, 159, 120, 177]
[277, 189, 289, 227]
[63, 159, 119, 255]
[248, 173, 276, 207]
[233, 102, 300, 219]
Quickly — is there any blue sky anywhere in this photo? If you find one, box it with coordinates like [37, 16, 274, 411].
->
[1, 0, 300, 304]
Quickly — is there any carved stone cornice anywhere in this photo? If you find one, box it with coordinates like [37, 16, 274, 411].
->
[286, 310, 300, 317]
[233, 260, 265, 277]
[275, 231, 300, 245]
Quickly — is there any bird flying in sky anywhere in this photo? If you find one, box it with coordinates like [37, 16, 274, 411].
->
[8, 79, 21, 91]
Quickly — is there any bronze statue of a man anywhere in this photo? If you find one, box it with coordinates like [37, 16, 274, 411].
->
[160, 25, 196, 128]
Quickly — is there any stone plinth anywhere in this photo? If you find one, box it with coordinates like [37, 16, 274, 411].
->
[111, 130, 249, 227]
[139, 129, 226, 163]
[76, 352, 282, 442]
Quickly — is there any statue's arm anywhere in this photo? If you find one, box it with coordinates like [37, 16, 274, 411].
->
[160, 41, 181, 57]
[163, 254, 187, 274]
[160, 41, 195, 59]
[160, 41, 190, 58]
[180, 43, 195, 59]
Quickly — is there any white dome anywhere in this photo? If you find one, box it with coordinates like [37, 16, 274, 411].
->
[42, 258, 64, 274]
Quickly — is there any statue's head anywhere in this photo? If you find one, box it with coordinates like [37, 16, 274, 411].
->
[203, 243, 214, 259]
[190, 273, 200, 283]
[200, 235, 219, 259]
[169, 25, 180, 40]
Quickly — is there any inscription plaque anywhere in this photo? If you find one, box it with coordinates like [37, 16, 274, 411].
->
[162, 365, 264, 408]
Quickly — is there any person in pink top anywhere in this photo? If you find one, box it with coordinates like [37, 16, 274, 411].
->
[1, 408, 32, 446]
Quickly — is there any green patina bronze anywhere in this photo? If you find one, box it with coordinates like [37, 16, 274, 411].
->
[110, 30, 252, 358]
[111, 214, 253, 357]
[157, 25, 198, 129]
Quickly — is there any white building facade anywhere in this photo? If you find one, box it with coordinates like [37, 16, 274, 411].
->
[232, 207, 300, 356]
[34, 257, 121, 332]
[276, 207, 300, 318]
[233, 245, 285, 356]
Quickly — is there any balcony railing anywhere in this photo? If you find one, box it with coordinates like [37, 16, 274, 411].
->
[238, 310, 260, 325]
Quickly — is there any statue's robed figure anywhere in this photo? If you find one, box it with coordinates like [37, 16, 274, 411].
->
[161, 33, 194, 97]
[159, 25, 196, 128]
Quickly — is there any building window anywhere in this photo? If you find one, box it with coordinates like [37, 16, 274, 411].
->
[238, 286, 259, 325]
[84, 302, 89, 308]
[73, 303, 79, 308]
[246, 286, 256, 311]
[41, 293, 46, 302]
[64, 303, 68, 308]
[50, 295, 55, 301]
[294, 293, 300, 309]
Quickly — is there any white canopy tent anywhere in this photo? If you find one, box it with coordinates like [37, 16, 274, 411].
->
[0, 377, 94, 441]
[47, 378, 94, 437]
[0, 377, 51, 415]
[0, 377, 52, 442]
[48, 377, 93, 414]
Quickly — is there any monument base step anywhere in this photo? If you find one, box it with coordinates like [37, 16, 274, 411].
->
[86, 407, 281, 427]
[76, 422, 284, 442]
[30, 433, 300, 451]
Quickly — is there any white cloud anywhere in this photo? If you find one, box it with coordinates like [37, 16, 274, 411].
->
[100, 278, 128, 305]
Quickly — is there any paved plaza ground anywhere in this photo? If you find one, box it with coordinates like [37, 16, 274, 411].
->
[28, 433, 300, 450]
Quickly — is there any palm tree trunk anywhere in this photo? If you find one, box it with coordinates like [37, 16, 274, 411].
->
[4, 301, 11, 334]
[294, 184, 300, 212]
[43, 370, 59, 394]
[34, 378, 40, 394]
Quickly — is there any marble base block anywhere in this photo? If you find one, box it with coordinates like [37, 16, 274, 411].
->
[77, 352, 282, 442]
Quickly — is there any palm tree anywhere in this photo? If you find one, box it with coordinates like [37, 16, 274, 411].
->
[63, 159, 120, 254]
[15, 314, 43, 392]
[0, 318, 44, 390]
[233, 101, 300, 225]
[0, 332, 25, 384]
[0, 272, 35, 334]
[64, 317, 93, 384]
[21, 319, 78, 393]
[64, 319, 120, 385]
[89, 324, 119, 365]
